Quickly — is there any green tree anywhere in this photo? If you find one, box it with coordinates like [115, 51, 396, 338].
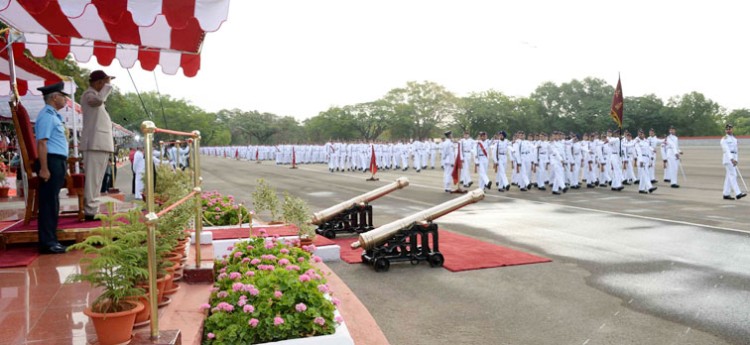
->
[666, 92, 722, 136]
[383, 81, 459, 140]
[724, 109, 750, 135]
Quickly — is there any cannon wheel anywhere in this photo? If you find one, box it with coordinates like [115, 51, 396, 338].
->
[323, 230, 336, 239]
[361, 253, 370, 264]
[373, 258, 390, 272]
[428, 253, 444, 267]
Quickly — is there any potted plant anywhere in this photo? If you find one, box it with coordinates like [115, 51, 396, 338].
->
[202, 190, 251, 227]
[203, 237, 339, 344]
[282, 192, 316, 246]
[66, 203, 147, 345]
[252, 178, 281, 223]
[0, 171, 10, 198]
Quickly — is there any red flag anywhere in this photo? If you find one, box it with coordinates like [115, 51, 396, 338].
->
[255, 149, 259, 161]
[235, 148, 239, 159]
[369, 144, 378, 175]
[610, 76, 623, 128]
[292, 147, 296, 166]
[451, 142, 462, 185]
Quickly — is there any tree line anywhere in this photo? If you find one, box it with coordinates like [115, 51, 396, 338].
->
[35, 56, 750, 146]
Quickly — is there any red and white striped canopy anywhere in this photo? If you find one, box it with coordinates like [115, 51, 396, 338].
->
[0, 34, 66, 96]
[0, 0, 230, 77]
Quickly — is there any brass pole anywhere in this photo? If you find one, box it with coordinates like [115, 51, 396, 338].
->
[191, 131, 203, 267]
[141, 121, 160, 340]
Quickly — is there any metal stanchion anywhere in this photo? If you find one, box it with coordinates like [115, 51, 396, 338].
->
[191, 131, 203, 267]
[141, 121, 160, 340]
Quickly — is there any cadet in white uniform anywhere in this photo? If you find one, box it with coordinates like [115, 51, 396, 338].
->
[459, 131, 474, 187]
[721, 124, 746, 200]
[665, 126, 682, 188]
[635, 129, 657, 194]
[440, 131, 456, 192]
[492, 131, 510, 192]
[474, 131, 491, 190]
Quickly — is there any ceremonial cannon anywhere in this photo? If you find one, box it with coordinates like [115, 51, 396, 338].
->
[312, 177, 409, 239]
[352, 189, 485, 272]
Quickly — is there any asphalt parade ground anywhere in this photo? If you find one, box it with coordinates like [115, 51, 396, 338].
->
[198, 142, 750, 345]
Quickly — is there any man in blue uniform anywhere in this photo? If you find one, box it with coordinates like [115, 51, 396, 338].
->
[34, 82, 69, 254]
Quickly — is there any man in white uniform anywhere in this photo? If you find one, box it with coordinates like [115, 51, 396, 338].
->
[492, 131, 510, 192]
[721, 124, 746, 200]
[665, 126, 682, 188]
[473, 131, 491, 190]
[440, 131, 456, 192]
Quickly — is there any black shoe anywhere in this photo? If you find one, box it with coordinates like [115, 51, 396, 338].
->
[562, 187, 568, 193]
[649, 187, 657, 193]
[468, 182, 473, 187]
[651, 180, 657, 184]
[497, 188, 504, 193]
[633, 180, 640, 184]
[587, 184, 594, 188]
[520, 188, 528, 192]
[552, 191, 561, 195]
[612, 187, 621, 191]
[416, 169, 421, 173]
[496, 182, 499, 187]
[623, 181, 631, 185]
[486, 183, 492, 190]
[724, 195, 736, 200]
[664, 179, 670, 183]
[505, 185, 510, 191]
[445, 189, 452, 193]
[40, 243, 67, 254]
[639, 190, 648, 194]
[737, 193, 747, 200]
[538, 187, 546, 191]
[84, 214, 97, 221]
[671, 184, 680, 188]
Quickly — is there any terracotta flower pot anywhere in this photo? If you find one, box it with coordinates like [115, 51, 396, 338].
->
[127, 294, 151, 327]
[0, 186, 9, 198]
[84, 300, 144, 345]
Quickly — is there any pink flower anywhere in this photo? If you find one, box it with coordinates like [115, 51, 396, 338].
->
[215, 215, 220, 220]
[265, 242, 275, 249]
[207, 332, 215, 339]
[229, 272, 241, 280]
[216, 302, 234, 312]
[232, 282, 243, 292]
[317, 284, 329, 293]
[250, 258, 261, 265]
[278, 258, 290, 266]
[274, 290, 283, 298]
[214, 207, 221, 211]
[312, 255, 322, 263]
[285, 265, 300, 271]
[295, 303, 307, 312]
[299, 274, 311, 282]
[298, 257, 306, 263]
[314, 317, 325, 326]
[245, 271, 255, 277]
[237, 298, 247, 307]
[248, 318, 259, 327]
[217, 291, 228, 298]
[280, 248, 289, 254]
[335, 315, 344, 324]
[243, 304, 255, 313]
[332, 297, 341, 306]
[241, 257, 250, 264]
[233, 252, 242, 258]
[246, 245, 254, 250]
[274, 316, 285, 326]
[200, 303, 211, 310]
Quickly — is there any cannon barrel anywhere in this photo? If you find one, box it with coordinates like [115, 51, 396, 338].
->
[311, 177, 409, 225]
[351, 189, 484, 250]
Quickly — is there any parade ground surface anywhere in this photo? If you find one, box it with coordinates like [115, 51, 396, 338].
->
[198, 141, 749, 345]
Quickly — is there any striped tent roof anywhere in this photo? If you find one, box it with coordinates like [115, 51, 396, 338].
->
[0, 0, 230, 77]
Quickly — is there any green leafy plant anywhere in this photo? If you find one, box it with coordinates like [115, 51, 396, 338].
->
[281, 192, 316, 240]
[66, 203, 148, 313]
[203, 237, 340, 344]
[252, 179, 280, 222]
[0, 171, 8, 187]
[202, 191, 251, 227]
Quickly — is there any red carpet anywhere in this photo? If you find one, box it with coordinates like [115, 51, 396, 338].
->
[0, 245, 39, 268]
[1, 215, 101, 233]
[205, 225, 336, 246]
[332, 229, 551, 272]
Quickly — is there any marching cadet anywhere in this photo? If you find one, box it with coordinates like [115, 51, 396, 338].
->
[440, 131, 456, 192]
[428, 138, 439, 169]
[647, 128, 659, 183]
[459, 131, 474, 187]
[665, 126, 682, 188]
[548, 131, 566, 195]
[399, 140, 410, 171]
[325, 139, 336, 172]
[581, 133, 596, 188]
[516, 131, 533, 191]
[570, 134, 583, 189]
[474, 131, 492, 190]
[535, 132, 550, 191]
[607, 130, 624, 191]
[721, 124, 746, 200]
[492, 131, 510, 192]
[597, 133, 611, 187]
[622, 131, 637, 184]
[635, 129, 657, 194]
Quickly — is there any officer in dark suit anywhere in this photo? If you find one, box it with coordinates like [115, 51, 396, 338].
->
[34, 82, 69, 254]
